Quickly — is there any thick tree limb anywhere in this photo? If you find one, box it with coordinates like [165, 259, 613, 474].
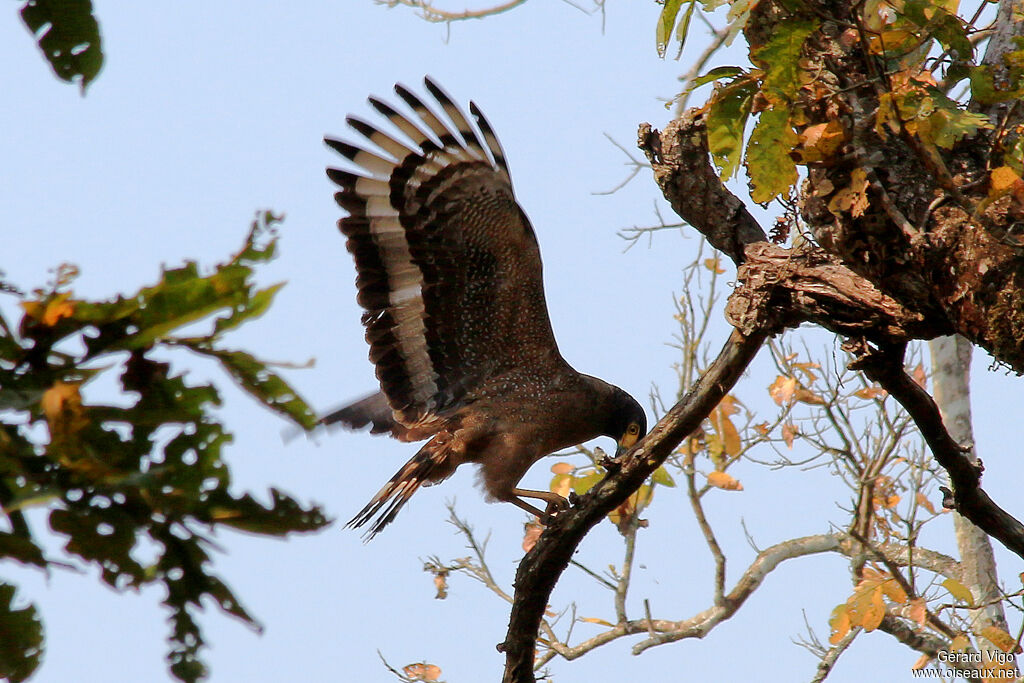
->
[500, 329, 766, 682]
[849, 341, 1024, 560]
[639, 114, 766, 265]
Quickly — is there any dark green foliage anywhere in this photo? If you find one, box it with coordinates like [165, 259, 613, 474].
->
[0, 212, 330, 682]
[0, 584, 43, 683]
[20, 0, 103, 92]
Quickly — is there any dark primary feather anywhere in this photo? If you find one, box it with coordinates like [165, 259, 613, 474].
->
[326, 77, 564, 427]
[325, 78, 646, 538]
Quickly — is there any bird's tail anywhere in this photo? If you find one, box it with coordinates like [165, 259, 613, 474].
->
[348, 440, 453, 539]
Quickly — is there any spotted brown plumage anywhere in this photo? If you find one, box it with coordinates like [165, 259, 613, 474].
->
[325, 78, 647, 537]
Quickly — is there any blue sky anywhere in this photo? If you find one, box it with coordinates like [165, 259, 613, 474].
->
[2, 2, 1023, 682]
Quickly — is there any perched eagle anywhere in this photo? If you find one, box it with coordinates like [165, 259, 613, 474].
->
[324, 78, 646, 537]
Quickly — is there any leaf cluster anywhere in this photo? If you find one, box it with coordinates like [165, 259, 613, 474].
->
[0, 212, 329, 682]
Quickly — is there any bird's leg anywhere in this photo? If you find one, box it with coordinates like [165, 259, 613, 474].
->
[509, 487, 571, 525]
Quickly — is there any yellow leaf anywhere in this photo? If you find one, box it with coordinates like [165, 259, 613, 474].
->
[550, 473, 572, 499]
[980, 625, 1019, 653]
[828, 604, 851, 644]
[769, 376, 798, 405]
[828, 168, 870, 218]
[942, 578, 975, 607]
[579, 616, 615, 627]
[867, 29, 918, 54]
[707, 471, 744, 491]
[797, 120, 846, 163]
[990, 165, 1023, 195]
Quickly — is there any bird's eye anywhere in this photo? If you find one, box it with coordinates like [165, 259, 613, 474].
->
[627, 423, 639, 435]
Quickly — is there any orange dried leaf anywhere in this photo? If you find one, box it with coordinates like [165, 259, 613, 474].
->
[523, 519, 543, 553]
[881, 578, 907, 604]
[707, 471, 743, 491]
[908, 597, 927, 627]
[703, 257, 726, 274]
[753, 421, 771, 436]
[828, 604, 851, 644]
[769, 376, 798, 405]
[781, 422, 798, 448]
[433, 573, 449, 600]
[710, 405, 742, 457]
[862, 586, 886, 631]
[579, 616, 615, 627]
[916, 492, 937, 515]
[550, 462, 574, 475]
[911, 363, 927, 389]
[793, 387, 825, 405]
[855, 386, 887, 400]
[949, 634, 971, 652]
[43, 298, 75, 326]
[403, 663, 442, 681]
[911, 654, 932, 670]
[980, 626, 1018, 653]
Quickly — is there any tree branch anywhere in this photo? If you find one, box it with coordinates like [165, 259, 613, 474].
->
[638, 113, 767, 265]
[849, 341, 1024, 560]
[500, 329, 766, 682]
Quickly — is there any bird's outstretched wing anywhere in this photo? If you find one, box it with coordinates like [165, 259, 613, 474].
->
[327, 78, 566, 428]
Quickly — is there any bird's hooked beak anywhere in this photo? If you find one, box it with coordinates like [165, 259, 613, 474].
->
[615, 430, 640, 458]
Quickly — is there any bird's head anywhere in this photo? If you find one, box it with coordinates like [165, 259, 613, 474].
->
[606, 389, 647, 458]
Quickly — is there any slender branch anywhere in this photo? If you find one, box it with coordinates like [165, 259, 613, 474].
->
[848, 341, 1024, 560]
[376, 0, 528, 22]
[686, 467, 726, 602]
[500, 329, 766, 682]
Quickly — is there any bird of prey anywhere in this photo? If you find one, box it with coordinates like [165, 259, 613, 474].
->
[324, 78, 646, 537]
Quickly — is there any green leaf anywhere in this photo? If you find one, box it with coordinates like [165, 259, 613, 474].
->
[707, 77, 758, 181]
[652, 466, 676, 488]
[970, 65, 1024, 105]
[0, 583, 44, 683]
[751, 19, 817, 100]
[672, 0, 699, 60]
[656, 0, 684, 58]
[0, 532, 47, 569]
[572, 471, 603, 496]
[687, 66, 746, 92]
[207, 489, 331, 536]
[746, 106, 799, 203]
[20, 0, 103, 92]
[188, 347, 318, 429]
